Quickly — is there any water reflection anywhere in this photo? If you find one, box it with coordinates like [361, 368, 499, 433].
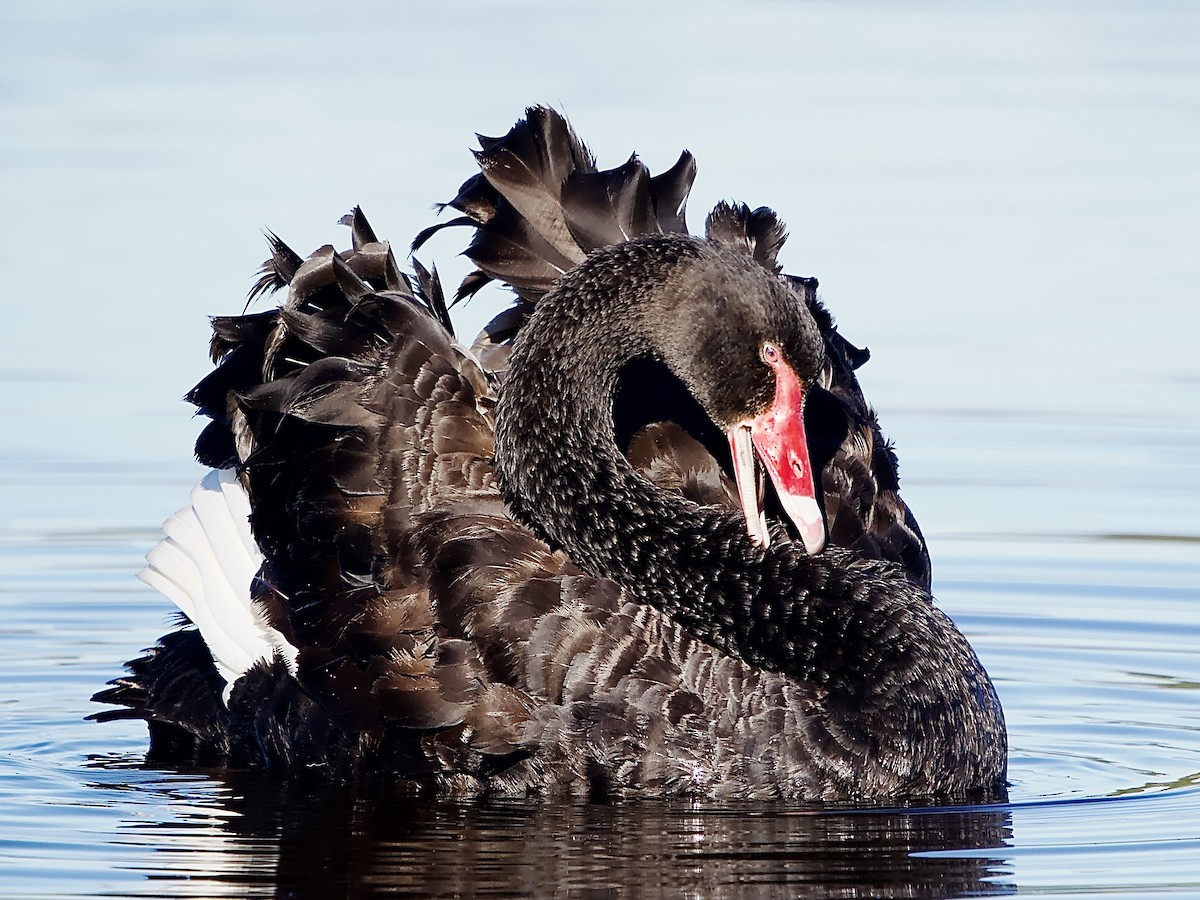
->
[95, 771, 1015, 898]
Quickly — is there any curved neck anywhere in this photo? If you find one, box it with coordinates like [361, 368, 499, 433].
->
[493, 263, 828, 677]
[491, 238, 1007, 799]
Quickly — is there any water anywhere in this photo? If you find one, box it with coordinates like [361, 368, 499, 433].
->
[2, 1, 1199, 896]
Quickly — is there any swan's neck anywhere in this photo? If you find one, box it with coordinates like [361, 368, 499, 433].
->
[493, 238, 1007, 797]
[494, 279, 829, 677]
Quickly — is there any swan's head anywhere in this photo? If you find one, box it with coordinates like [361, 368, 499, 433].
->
[500, 234, 829, 558]
[643, 239, 828, 555]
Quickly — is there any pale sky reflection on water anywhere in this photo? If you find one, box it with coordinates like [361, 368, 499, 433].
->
[1, 2, 1199, 897]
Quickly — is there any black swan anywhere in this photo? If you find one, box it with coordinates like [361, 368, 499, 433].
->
[93, 108, 1007, 802]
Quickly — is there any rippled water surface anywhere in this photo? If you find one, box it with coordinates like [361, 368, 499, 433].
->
[2, 1, 1198, 896]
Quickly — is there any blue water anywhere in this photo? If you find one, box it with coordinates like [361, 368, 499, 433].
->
[2, 1, 1199, 896]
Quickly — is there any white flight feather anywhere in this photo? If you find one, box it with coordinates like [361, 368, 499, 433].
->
[138, 468, 299, 703]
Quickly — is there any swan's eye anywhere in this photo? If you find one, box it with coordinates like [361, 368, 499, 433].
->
[761, 342, 781, 364]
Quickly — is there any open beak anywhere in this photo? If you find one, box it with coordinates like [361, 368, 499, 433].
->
[726, 360, 826, 556]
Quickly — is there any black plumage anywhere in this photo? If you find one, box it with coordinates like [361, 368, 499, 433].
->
[93, 107, 1005, 801]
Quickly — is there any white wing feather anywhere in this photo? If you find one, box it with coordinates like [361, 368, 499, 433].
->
[138, 468, 299, 703]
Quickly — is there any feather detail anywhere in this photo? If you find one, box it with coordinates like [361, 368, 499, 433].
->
[137, 469, 297, 703]
[473, 132, 589, 266]
[247, 231, 304, 306]
[561, 154, 658, 250]
[411, 258, 454, 338]
[412, 108, 700, 309]
[704, 201, 788, 274]
[649, 151, 697, 234]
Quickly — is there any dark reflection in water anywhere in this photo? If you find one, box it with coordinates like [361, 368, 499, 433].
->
[100, 770, 1015, 898]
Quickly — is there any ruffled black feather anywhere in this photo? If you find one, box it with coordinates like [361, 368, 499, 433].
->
[705, 201, 788, 274]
